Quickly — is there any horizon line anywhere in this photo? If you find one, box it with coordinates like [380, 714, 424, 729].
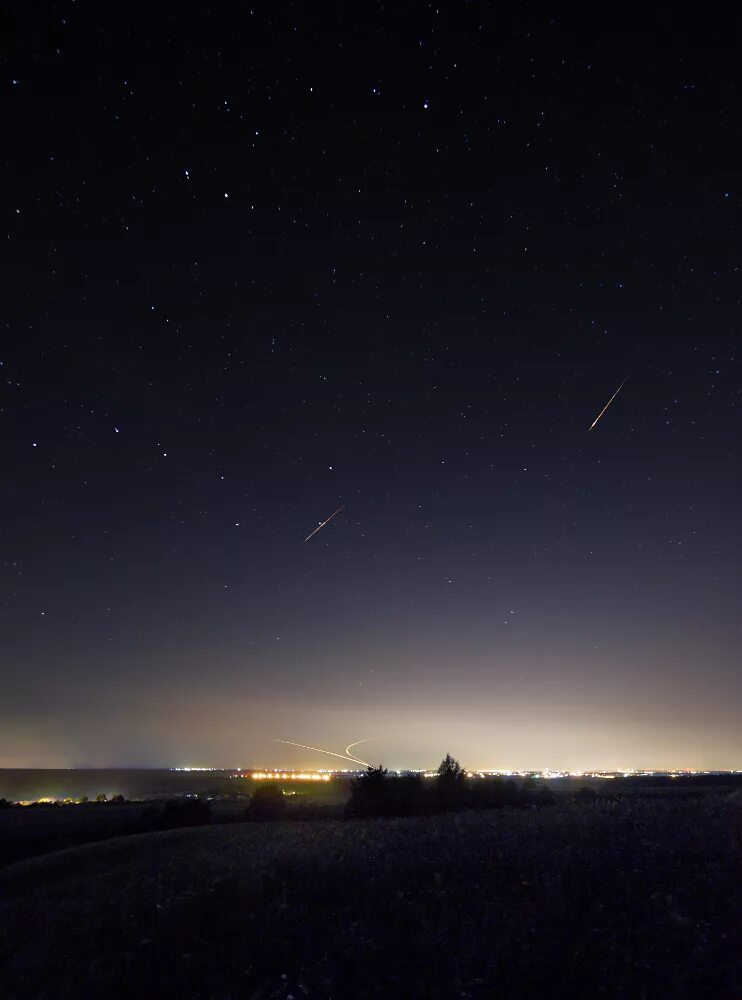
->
[2, 764, 741, 774]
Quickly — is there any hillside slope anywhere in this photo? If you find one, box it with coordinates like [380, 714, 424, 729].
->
[1, 799, 740, 999]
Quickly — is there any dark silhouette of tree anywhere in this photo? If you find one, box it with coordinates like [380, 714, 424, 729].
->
[390, 771, 425, 815]
[0, 797, 13, 810]
[346, 765, 391, 817]
[247, 784, 288, 821]
[160, 797, 212, 828]
[437, 754, 464, 780]
[435, 754, 467, 810]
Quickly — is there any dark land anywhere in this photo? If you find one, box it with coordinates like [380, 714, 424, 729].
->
[0, 770, 347, 867]
[0, 768, 250, 804]
[1, 770, 739, 867]
[0, 776, 740, 998]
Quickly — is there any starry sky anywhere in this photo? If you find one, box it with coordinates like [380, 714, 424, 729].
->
[2, 4, 739, 771]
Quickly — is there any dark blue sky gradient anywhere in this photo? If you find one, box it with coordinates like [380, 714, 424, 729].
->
[1, 4, 739, 769]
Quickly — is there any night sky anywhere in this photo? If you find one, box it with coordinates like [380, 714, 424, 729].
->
[2, 5, 739, 771]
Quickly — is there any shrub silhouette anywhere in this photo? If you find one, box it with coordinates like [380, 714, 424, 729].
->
[159, 797, 212, 828]
[247, 784, 288, 821]
[389, 771, 425, 815]
[346, 765, 392, 818]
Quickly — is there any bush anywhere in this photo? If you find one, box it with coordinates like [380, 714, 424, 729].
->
[159, 797, 212, 828]
[346, 765, 392, 818]
[389, 772, 426, 815]
[246, 784, 288, 821]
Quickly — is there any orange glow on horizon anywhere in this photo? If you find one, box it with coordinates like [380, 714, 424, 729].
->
[249, 771, 331, 782]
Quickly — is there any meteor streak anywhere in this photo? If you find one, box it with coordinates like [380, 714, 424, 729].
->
[304, 504, 345, 542]
[589, 376, 630, 431]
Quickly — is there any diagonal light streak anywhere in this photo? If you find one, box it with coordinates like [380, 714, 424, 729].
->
[304, 504, 345, 543]
[589, 375, 630, 431]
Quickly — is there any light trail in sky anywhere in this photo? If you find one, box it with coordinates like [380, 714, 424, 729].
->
[304, 504, 345, 542]
[589, 376, 630, 431]
[344, 738, 380, 766]
[274, 739, 368, 766]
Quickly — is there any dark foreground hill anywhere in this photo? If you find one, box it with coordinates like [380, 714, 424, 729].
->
[1, 797, 740, 1000]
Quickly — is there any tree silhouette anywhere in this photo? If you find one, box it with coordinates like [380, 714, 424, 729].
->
[160, 797, 212, 828]
[347, 765, 390, 817]
[435, 754, 467, 810]
[437, 754, 465, 780]
[390, 771, 425, 815]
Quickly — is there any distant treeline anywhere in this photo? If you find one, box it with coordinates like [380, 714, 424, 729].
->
[344, 756, 557, 819]
[3, 765, 739, 832]
[0, 793, 131, 808]
[612, 773, 742, 788]
[246, 755, 557, 822]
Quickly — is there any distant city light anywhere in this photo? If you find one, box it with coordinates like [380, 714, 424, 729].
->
[166, 765, 740, 780]
[250, 771, 331, 782]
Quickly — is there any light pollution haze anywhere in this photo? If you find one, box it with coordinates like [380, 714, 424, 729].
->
[3, 645, 739, 771]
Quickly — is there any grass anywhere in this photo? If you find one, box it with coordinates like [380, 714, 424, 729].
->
[0, 796, 740, 999]
[0, 802, 249, 867]
[0, 778, 349, 867]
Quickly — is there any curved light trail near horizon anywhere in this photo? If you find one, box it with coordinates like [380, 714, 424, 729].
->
[274, 739, 368, 767]
[344, 738, 380, 766]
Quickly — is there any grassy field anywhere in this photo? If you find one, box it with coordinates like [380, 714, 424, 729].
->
[0, 779, 349, 867]
[0, 801, 252, 867]
[0, 796, 740, 999]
